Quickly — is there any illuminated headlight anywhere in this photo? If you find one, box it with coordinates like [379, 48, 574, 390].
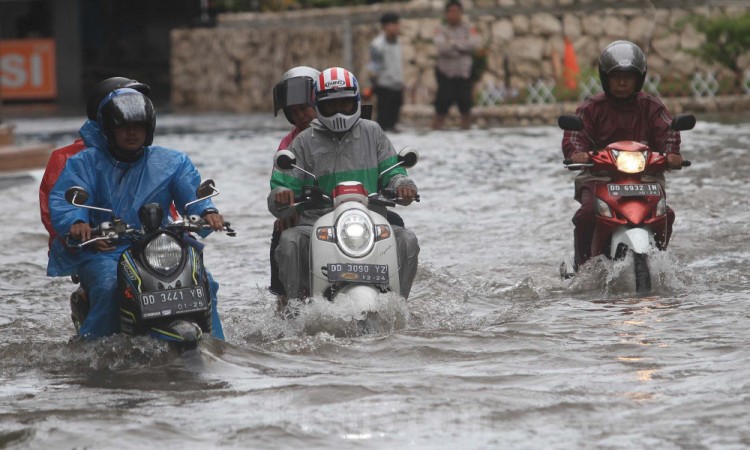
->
[335, 210, 375, 257]
[144, 233, 182, 273]
[655, 197, 667, 216]
[612, 150, 647, 173]
[595, 197, 612, 218]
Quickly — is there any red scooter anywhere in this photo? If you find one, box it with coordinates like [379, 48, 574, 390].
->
[559, 114, 695, 293]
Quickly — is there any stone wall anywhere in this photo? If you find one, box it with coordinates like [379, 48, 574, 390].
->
[171, 0, 750, 123]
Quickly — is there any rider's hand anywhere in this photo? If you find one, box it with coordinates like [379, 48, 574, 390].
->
[69, 222, 92, 242]
[571, 152, 591, 164]
[203, 213, 225, 231]
[397, 185, 418, 205]
[667, 153, 683, 170]
[274, 189, 295, 207]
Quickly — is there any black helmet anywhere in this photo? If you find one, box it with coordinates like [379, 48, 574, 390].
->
[598, 40, 647, 97]
[86, 77, 150, 120]
[273, 66, 320, 125]
[97, 88, 156, 162]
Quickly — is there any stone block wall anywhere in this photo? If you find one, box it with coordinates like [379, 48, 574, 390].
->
[171, 0, 750, 116]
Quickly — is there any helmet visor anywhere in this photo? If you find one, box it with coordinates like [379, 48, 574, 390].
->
[317, 97, 358, 118]
[273, 77, 315, 116]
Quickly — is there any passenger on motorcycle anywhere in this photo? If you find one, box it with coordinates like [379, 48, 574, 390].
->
[269, 66, 321, 296]
[561, 40, 684, 269]
[268, 66, 420, 301]
[48, 88, 227, 340]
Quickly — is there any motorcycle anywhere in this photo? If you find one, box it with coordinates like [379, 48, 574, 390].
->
[558, 114, 695, 294]
[65, 179, 235, 346]
[273, 147, 419, 327]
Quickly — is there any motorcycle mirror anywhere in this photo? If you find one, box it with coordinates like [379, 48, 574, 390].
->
[65, 186, 89, 205]
[558, 115, 584, 131]
[670, 114, 696, 131]
[275, 149, 297, 171]
[196, 179, 216, 199]
[139, 203, 164, 233]
[361, 104, 373, 120]
[397, 147, 419, 169]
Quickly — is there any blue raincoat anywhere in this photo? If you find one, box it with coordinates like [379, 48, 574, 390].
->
[48, 120, 225, 339]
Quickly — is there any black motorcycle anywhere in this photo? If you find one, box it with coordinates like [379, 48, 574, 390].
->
[65, 179, 235, 346]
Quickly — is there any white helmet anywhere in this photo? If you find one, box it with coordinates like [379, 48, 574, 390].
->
[314, 67, 361, 132]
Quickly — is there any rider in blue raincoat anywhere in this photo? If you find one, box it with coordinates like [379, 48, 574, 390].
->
[48, 88, 226, 340]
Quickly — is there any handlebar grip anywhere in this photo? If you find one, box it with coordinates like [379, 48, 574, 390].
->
[382, 188, 397, 199]
[682, 160, 692, 167]
[223, 222, 237, 237]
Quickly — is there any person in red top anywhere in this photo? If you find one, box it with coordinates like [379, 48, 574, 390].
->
[269, 66, 320, 296]
[39, 77, 151, 250]
[562, 40, 684, 269]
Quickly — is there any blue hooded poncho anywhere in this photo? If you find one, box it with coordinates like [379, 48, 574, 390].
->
[47, 120, 217, 276]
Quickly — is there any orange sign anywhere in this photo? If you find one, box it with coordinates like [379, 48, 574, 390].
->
[0, 39, 57, 100]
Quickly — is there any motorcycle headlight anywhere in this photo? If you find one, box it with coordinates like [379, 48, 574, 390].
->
[595, 197, 612, 218]
[612, 150, 648, 174]
[335, 209, 375, 258]
[144, 233, 182, 273]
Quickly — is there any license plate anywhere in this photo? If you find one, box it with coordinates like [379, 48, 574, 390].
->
[327, 263, 389, 284]
[138, 286, 208, 319]
[607, 183, 661, 197]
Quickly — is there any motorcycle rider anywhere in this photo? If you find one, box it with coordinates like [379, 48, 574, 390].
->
[269, 66, 320, 296]
[562, 40, 684, 269]
[48, 88, 227, 340]
[40, 77, 151, 251]
[268, 66, 419, 302]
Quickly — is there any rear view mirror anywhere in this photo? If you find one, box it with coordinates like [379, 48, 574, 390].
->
[397, 147, 419, 169]
[558, 115, 583, 131]
[670, 114, 696, 131]
[65, 186, 89, 205]
[196, 179, 216, 199]
[275, 149, 297, 171]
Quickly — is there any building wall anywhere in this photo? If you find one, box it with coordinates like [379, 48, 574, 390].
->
[170, 0, 750, 115]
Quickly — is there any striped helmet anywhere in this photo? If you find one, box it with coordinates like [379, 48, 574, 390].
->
[314, 67, 361, 132]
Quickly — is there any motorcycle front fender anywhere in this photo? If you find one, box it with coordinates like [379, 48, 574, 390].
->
[609, 226, 655, 258]
[337, 284, 380, 316]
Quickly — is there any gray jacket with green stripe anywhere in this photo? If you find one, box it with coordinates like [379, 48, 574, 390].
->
[268, 118, 417, 224]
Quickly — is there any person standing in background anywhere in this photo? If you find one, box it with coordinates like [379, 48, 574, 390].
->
[432, 0, 481, 130]
[368, 12, 404, 132]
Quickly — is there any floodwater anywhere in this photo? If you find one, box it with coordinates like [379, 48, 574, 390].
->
[1, 113, 749, 449]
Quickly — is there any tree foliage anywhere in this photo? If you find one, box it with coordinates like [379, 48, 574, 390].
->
[685, 13, 750, 76]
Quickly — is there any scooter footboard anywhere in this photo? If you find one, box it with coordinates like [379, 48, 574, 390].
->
[609, 227, 656, 259]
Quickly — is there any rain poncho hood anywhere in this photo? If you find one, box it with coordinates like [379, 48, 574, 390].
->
[47, 121, 216, 276]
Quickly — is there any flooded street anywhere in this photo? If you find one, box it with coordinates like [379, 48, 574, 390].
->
[1, 114, 749, 449]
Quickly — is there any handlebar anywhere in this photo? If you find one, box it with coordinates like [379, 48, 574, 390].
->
[381, 188, 420, 204]
[563, 157, 692, 170]
[67, 216, 236, 248]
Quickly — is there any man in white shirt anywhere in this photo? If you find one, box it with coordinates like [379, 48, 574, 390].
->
[368, 12, 404, 132]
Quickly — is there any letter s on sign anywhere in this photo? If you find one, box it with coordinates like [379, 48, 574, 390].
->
[0, 55, 27, 88]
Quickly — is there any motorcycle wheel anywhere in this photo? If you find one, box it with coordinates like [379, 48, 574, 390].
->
[633, 252, 651, 294]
